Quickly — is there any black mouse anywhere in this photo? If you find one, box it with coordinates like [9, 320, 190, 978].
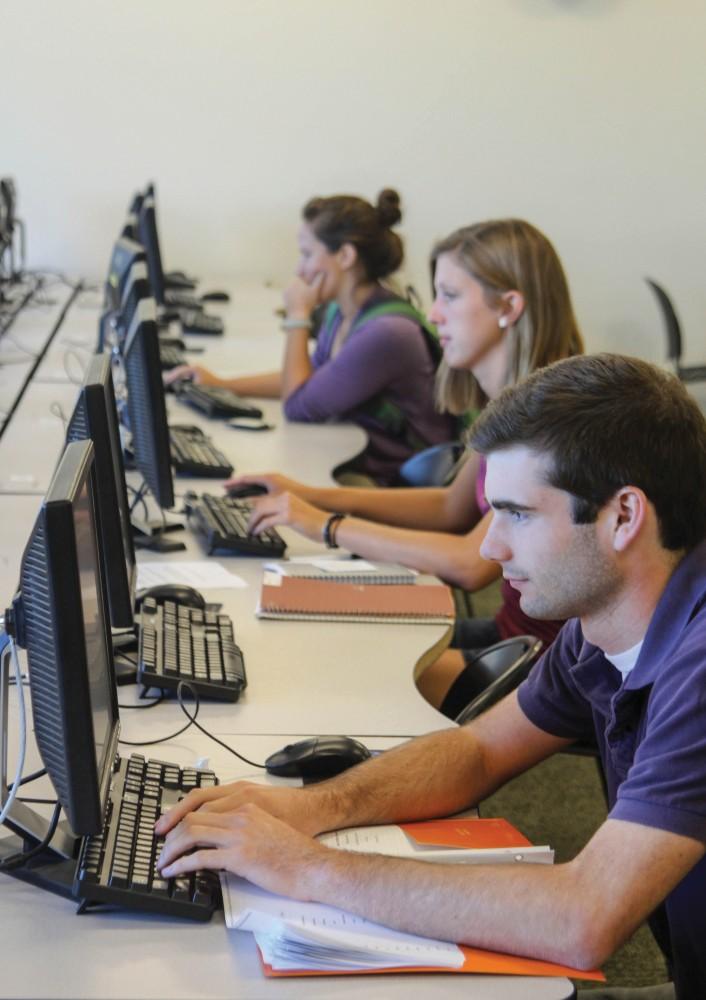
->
[200, 290, 231, 302]
[135, 583, 206, 610]
[227, 483, 268, 499]
[265, 736, 371, 780]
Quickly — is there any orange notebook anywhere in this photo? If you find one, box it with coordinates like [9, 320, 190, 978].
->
[223, 817, 605, 982]
[256, 572, 455, 623]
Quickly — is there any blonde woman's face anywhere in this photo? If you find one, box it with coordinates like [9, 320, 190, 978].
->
[428, 253, 506, 373]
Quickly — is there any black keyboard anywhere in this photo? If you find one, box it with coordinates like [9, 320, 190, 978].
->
[159, 343, 185, 370]
[180, 310, 224, 336]
[190, 493, 287, 557]
[164, 288, 201, 309]
[75, 753, 221, 920]
[179, 383, 263, 420]
[137, 597, 246, 701]
[164, 270, 197, 290]
[169, 425, 233, 477]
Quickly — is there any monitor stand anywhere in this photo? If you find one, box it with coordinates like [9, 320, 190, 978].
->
[131, 514, 186, 553]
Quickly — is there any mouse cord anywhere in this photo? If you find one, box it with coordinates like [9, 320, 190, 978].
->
[175, 682, 267, 769]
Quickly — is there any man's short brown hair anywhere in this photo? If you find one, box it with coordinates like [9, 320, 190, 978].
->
[470, 354, 706, 551]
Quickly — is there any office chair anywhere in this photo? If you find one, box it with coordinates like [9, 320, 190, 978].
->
[399, 441, 467, 487]
[645, 277, 706, 383]
[453, 635, 543, 725]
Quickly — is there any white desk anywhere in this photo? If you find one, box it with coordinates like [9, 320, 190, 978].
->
[0, 283, 573, 1000]
[0, 279, 76, 428]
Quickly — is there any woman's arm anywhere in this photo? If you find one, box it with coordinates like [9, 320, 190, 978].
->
[163, 364, 282, 398]
[228, 452, 483, 534]
[248, 488, 499, 592]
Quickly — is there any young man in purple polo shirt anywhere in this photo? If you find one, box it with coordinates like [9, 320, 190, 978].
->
[156, 355, 706, 1000]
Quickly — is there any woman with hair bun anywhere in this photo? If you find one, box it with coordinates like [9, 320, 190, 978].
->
[166, 189, 455, 485]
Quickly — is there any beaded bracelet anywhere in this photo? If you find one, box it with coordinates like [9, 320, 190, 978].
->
[281, 317, 313, 331]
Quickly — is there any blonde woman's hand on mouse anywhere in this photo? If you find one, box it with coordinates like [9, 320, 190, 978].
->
[223, 472, 303, 498]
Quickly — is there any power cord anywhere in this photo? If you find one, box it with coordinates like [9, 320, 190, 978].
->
[0, 637, 27, 829]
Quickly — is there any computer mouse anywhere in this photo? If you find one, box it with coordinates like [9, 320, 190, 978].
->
[265, 736, 371, 780]
[227, 482, 268, 499]
[135, 584, 206, 610]
[200, 290, 231, 302]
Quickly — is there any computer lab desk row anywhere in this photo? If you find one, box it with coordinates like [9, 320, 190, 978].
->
[0, 284, 574, 1000]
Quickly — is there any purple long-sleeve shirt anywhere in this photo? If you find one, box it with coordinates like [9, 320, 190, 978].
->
[283, 291, 456, 485]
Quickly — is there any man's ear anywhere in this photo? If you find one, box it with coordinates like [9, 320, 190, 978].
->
[337, 242, 358, 271]
[608, 486, 649, 552]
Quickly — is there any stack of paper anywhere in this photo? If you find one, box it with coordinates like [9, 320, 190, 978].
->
[220, 818, 577, 977]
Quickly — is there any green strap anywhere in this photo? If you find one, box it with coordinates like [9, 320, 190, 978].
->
[323, 299, 442, 366]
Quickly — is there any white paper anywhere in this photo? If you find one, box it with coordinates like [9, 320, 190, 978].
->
[221, 878, 463, 970]
[136, 560, 247, 590]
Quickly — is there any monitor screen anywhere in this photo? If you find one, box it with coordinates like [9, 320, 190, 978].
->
[18, 440, 119, 836]
[66, 352, 137, 629]
[137, 196, 166, 307]
[121, 297, 175, 510]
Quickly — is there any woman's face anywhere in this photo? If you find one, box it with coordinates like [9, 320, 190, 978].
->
[295, 222, 344, 302]
[428, 252, 508, 375]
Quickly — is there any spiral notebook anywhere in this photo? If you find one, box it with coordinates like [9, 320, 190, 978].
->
[263, 557, 417, 585]
[256, 572, 455, 623]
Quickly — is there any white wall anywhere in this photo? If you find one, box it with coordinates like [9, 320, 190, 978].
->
[4, 0, 705, 362]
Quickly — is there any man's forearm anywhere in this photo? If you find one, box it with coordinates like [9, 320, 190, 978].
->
[303, 727, 489, 835]
[301, 847, 598, 970]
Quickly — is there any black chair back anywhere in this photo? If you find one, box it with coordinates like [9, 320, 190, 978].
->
[645, 277, 683, 366]
[454, 635, 543, 725]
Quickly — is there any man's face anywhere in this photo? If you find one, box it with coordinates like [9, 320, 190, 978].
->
[480, 446, 622, 622]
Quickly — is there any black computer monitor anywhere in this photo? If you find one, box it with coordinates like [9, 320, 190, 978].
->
[66, 353, 137, 629]
[121, 298, 175, 509]
[137, 196, 166, 307]
[104, 236, 146, 313]
[16, 439, 119, 837]
[118, 261, 151, 342]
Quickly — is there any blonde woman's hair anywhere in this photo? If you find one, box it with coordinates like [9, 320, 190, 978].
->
[432, 219, 584, 415]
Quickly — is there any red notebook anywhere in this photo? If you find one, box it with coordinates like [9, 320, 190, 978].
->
[256, 572, 455, 623]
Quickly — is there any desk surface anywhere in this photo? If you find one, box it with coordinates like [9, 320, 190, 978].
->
[0, 280, 572, 1000]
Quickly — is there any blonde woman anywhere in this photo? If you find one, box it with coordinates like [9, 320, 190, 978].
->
[231, 219, 584, 713]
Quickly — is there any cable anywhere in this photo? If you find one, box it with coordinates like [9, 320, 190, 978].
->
[62, 348, 87, 384]
[117, 687, 199, 747]
[118, 694, 165, 711]
[0, 637, 27, 828]
[19, 767, 47, 786]
[49, 400, 68, 430]
[175, 682, 266, 769]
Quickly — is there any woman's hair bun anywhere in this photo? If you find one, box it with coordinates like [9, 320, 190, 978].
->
[376, 188, 402, 229]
